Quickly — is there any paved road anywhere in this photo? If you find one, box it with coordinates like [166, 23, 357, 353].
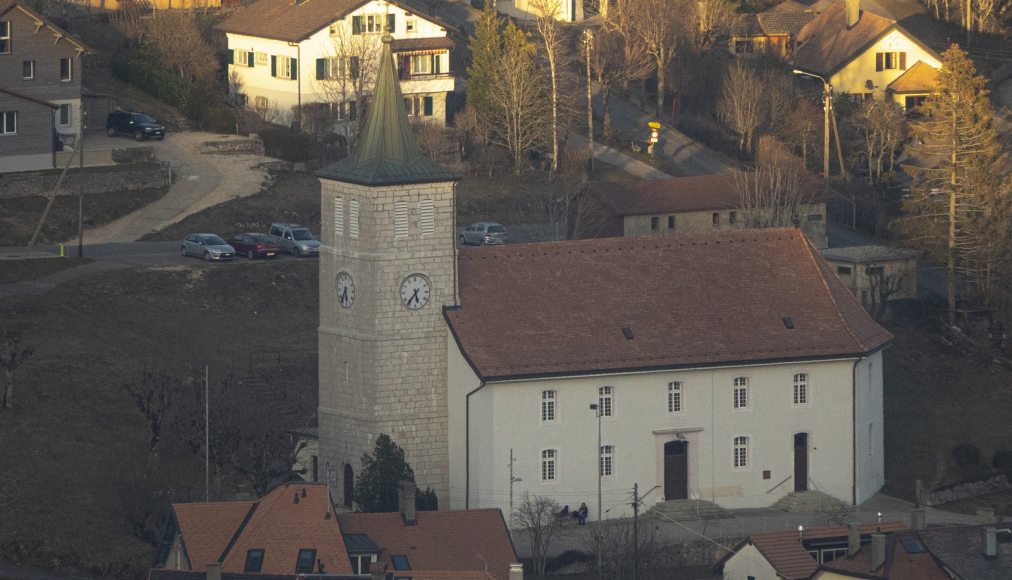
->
[591, 83, 738, 176]
[568, 132, 672, 180]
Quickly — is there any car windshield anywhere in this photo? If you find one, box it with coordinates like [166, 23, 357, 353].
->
[488, 225, 506, 233]
[292, 229, 315, 241]
[204, 235, 227, 245]
[132, 113, 156, 124]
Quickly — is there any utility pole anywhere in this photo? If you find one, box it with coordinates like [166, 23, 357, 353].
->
[78, 109, 86, 257]
[590, 403, 602, 575]
[632, 482, 640, 580]
[204, 365, 209, 502]
[583, 28, 594, 173]
[508, 448, 522, 517]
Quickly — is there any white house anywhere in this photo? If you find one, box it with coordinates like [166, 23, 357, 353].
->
[216, 0, 460, 131]
[315, 29, 893, 518]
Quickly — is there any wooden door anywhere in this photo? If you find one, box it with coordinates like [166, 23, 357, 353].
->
[664, 440, 688, 500]
[344, 463, 355, 508]
[794, 433, 808, 492]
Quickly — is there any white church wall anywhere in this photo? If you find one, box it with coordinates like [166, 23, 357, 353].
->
[854, 351, 885, 503]
[722, 542, 779, 580]
[452, 357, 875, 518]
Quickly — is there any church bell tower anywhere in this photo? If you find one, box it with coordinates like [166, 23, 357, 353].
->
[315, 34, 458, 506]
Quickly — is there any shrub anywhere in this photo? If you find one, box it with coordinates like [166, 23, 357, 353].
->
[195, 105, 238, 135]
[415, 487, 438, 511]
[993, 450, 1012, 474]
[112, 48, 190, 112]
[952, 443, 981, 468]
[259, 127, 313, 162]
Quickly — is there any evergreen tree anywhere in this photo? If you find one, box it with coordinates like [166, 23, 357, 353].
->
[353, 434, 414, 512]
[900, 45, 1010, 324]
[465, 4, 503, 116]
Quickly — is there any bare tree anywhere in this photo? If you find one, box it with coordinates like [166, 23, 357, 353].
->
[719, 61, 764, 154]
[625, 0, 684, 116]
[512, 493, 562, 576]
[0, 326, 35, 411]
[689, 0, 740, 51]
[586, 519, 676, 580]
[778, 99, 822, 169]
[125, 370, 180, 466]
[145, 11, 219, 84]
[735, 136, 815, 228]
[865, 259, 911, 321]
[850, 97, 907, 185]
[592, 23, 653, 140]
[310, 27, 381, 147]
[531, 0, 573, 177]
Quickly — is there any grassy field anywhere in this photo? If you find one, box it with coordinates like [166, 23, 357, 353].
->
[0, 258, 93, 284]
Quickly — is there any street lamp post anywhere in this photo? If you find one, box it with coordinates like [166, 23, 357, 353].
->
[589, 403, 602, 575]
[582, 28, 594, 173]
[792, 69, 831, 189]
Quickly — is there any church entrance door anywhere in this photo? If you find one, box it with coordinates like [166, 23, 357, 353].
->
[794, 433, 809, 492]
[664, 440, 688, 500]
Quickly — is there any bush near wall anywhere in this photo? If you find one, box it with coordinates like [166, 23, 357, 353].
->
[112, 48, 192, 114]
[259, 128, 313, 162]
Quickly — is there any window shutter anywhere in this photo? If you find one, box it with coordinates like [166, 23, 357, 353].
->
[349, 199, 360, 239]
[290, 58, 298, 80]
[899, 52, 907, 69]
[271, 55, 277, 77]
[316, 58, 325, 80]
[333, 197, 344, 237]
[423, 96, 433, 116]
[248, 52, 254, 67]
[433, 54, 440, 74]
[394, 201, 408, 238]
[420, 199, 434, 236]
[875, 52, 883, 71]
[352, 15, 361, 35]
[350, 56, 360, 79]
[226, 50, 234, 65]
[387, 13, 395, 33]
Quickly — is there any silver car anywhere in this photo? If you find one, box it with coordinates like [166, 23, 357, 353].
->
[459, 222, 508, 246]
[269, 223, 321, 257]
[181, 233, 236, 262]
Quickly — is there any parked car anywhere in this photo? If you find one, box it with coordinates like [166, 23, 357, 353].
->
[181, 234, 235, 262]
[106, 110, 166, 141]
[227, 233, 282, 260]
[459, 222, 508, 246]
[269, 223, 321, 257]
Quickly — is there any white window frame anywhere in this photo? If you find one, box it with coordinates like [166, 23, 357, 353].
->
[541, 449, 557, 482]
[793, 373, 808, 406]
[0, 111, 16, 135]
[365, 14, 385, 34]
[325, 57, 345, 80]
[59, 57, 72, 82]
[22, 60, 35, 80]
[235, 50, 249, 66]
[598, 386, 613, 417]
[667, 381, 682, 414]
[0, 21, 10, 54]
[733, 436, 749, 468]
[541, 389, 556, 423]
[276, 56, 292, 79]
[255, 51, 268, 65]
[58, 104, 71, 127]
[410, 54, 432, 75]
[600, 444, 613, 477]
[733, 377, 748, 410]
[405, 17, 418, 32]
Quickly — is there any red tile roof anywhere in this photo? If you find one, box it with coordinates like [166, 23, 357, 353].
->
[820, 531, 950, 579]
[887, 61, 940, 93]
[220, 483, 353, 576]
[173, 501, 254, 571]
[742, 522, 907, 580]
[793, 2, 896, 76]
[337, 509, 516, 580]
[445, 228, 893, 380]
[169, 483, 353, 576]
[592, 174, 825, 216]
[215, 0, 451, 43]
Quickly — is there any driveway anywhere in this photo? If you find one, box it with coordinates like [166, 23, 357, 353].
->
[77, 130, 275, 244]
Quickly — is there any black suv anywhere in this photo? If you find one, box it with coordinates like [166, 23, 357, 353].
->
[106, 110, 166, 141]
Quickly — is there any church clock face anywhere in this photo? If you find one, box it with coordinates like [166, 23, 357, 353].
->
[337, 272, 355, 308]
[399, 274, 430, 310]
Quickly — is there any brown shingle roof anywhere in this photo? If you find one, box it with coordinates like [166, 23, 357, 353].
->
[887, 61, 940, 93]
[215, 0, 450, 43]
[445, 229, 893, 380]
[593, 174, 824, 216]
[0, 0, 92, 52]
[744, 522, 906, 579]
[337, 509, 516, 580]
[392, 36, 455, 52]
[820, 531, 950, 579]
[219, 483, 352, 576]
[173, 501, 254, 571]
[793, 2, 895, 76]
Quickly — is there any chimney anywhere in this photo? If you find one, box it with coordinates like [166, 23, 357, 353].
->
[870, 533, 886, 571]
[847, 523, 861, 556]
[509, 562, 524, 580]
[910, 508, 926, 531]
[976, 507, 997, 524]
[984, 527, 998, 558]
[397, 480, 417, 525]
[206, 563, 222, 580]
[845, 0, 860, 28]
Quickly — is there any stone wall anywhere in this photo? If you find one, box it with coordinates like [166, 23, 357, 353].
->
[199, 137, 265, 155]
[923, 473, 1012, 506]
[0, 161, 171, 198]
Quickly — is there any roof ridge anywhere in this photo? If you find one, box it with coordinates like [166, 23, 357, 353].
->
[799, 233, 865, 350]
[217, 501, 259, 564]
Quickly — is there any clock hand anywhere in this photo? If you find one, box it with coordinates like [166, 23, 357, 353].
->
[340, 288, 348, 304]
[410, 288, 420, 305]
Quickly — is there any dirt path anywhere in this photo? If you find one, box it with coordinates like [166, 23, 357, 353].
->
[81, 132, 273, 244]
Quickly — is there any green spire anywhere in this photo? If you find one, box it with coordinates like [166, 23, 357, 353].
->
[317, 34, 458, 186]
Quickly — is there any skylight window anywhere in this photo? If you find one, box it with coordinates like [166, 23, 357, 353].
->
[391, 554, 411, 571]
[244, 549, 264, 573]
[296, 549, 317, 573]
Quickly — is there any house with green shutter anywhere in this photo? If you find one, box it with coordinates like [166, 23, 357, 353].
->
[216, 0, 460, 134]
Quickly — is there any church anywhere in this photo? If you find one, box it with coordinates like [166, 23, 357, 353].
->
[315, 34, 892, 519]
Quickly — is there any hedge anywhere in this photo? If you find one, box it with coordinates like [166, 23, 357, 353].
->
[112, 48, 191, 113]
